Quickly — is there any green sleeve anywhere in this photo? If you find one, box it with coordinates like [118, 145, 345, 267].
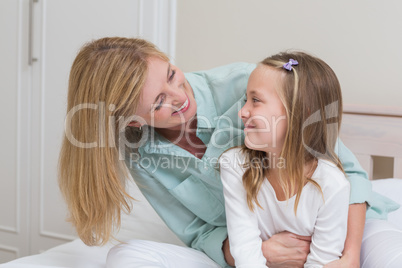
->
[336, 139, 400, 219]
[336, 139, 372, 205]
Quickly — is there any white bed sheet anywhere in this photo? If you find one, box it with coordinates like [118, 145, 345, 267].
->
[0, 239, 112, 268]
[1, 178, 401, 268]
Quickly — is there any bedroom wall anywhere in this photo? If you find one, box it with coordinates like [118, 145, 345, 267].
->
[175, 0, 402, 108]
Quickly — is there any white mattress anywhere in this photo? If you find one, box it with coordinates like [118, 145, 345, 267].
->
[1, 178, 401, 268]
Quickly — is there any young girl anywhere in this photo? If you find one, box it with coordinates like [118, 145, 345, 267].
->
[220, 51, 350, 267]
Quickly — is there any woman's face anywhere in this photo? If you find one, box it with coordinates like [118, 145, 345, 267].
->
[132, 57, 197, 130]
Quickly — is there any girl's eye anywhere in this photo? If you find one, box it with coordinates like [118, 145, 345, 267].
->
[252, 98, 259, 103]
[154, 96, 165, 111]
[243, 97, 247, 102]
[169, 69, 176, 82]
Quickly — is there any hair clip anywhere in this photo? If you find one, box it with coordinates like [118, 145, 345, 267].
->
[283, 59, 298, 71]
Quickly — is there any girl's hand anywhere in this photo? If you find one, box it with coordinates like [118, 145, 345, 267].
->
[262, 231, 311, 268]
[324, 253, 360, 268]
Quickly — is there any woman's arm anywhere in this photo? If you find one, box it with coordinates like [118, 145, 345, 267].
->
[324, 203, 366, 268]
[336, 139, 371, 206]
[224, 231, 311, 268]
[129, 161, 229, 267]
[262, 232, 311, 268]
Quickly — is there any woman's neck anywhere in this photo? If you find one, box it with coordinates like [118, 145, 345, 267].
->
[155, 115, 197, 140]
[155, 116, 207, 159]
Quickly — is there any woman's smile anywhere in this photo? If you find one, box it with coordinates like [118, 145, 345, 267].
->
[132, 57, 197, 130]
[172, 96, 190, 115]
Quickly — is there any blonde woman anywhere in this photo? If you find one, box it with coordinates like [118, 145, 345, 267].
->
[60, 37, 400, 267]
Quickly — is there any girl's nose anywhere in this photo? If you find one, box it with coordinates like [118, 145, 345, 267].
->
[239, 105, 250, 119]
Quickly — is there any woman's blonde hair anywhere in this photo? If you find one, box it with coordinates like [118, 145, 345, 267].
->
[242, 51, 344, 213]
[59, 37, 168, 246]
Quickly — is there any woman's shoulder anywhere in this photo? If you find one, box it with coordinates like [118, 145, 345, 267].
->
[196, 62, 256, 73]
[187, 62, 256, 82]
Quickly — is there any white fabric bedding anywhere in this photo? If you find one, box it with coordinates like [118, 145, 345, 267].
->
[1, 178, 401, 268]
[1, 239, 112, 268]
[1, 178, 184, 268]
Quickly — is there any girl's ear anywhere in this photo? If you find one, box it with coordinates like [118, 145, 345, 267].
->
[127, 121, 142, 128]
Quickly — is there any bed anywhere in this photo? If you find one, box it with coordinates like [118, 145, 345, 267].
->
[1, 106, 401, 268]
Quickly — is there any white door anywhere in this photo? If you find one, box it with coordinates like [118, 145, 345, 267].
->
[0, 0, 31, 261]
[0, 0, 176, 262]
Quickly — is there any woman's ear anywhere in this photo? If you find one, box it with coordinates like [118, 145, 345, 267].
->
[127, 121, 142, 128]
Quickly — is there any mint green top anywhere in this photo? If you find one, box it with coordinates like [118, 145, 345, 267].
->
[126, 63, 400, 267]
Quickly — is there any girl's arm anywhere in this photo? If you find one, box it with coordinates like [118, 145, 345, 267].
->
[324, 203, 366, 268]
[220, 150, 267, 268]
[305, 172, 350, 266]
[221, 149, 311, 267]
[330, 140, 369, 267]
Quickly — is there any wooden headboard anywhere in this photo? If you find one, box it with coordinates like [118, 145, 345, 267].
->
[340, 104, 402, 180]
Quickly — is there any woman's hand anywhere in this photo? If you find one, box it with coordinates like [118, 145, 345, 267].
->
[223, 231, 310, 267]
[222, 237, 235, 266]
[262, 231, 311, 268]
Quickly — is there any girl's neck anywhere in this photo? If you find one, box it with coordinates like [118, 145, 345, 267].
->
[266, 159, 318, 201]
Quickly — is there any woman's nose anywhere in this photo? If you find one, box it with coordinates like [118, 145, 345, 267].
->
[167, 86, 183, 107]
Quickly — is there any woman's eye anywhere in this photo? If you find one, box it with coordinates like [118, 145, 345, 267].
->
[169, 69, 176, 82]
[252, 98, 259, 103]
[154, 96, 165, 111]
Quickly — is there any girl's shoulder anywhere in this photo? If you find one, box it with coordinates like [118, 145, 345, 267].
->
[313, 159, 350, 194]
[220, 147, 244, 161]
[219, 147, 246, 172]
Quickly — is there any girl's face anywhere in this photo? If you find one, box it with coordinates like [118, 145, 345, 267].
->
[132, 57, 197, 130]
[239, 65, 288, 154]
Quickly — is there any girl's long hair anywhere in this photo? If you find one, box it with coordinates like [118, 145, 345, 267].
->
[242, 51, 344, 213]
[59, 37, 168, 246]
